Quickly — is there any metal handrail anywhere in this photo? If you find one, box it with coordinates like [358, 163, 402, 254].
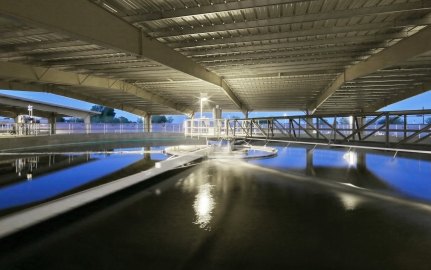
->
[183, 110, 431, 147]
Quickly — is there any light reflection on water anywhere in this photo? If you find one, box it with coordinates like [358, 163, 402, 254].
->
[366, 153, 431, 201]
[249, 146, 431, 203]
[193, 183, 215, 230]
[176, 168, 216, 230]
[343, 151, 357, 167]
[3, 147, 431, 269]
[337, 192, 364, 211]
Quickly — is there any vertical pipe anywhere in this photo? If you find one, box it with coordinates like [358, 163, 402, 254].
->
[267, 119, 270, 139]
[298, 118, 301, 138]
[403, 115, 407, 140]
[225, 119, 228, 137]
[385, 113, 390, 147]
[333, 117, 337, 141]
[288, 119, 292, 137]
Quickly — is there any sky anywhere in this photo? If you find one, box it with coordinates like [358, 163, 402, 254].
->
[1, 89, 431, 123]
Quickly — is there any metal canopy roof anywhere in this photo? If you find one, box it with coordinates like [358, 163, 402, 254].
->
[0, 0, 429, 116]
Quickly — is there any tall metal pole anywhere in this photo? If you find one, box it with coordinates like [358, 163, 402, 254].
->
[199, 93, 208, 136]
[200, 98, 203, 120]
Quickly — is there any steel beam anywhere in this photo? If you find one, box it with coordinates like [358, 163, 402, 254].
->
[310, 26, 431, 113]
[0, 61, 193, 115]
[0, 94, 96, 119]
[364, 81, 431, 112]
[190, 44, 381, 60]
[53, 88, 150, 117]
[158, 16, 431, 40]
[201, 55, 362, 67]
[176, 32, 407, 51]
[152, 1, 431, 36]
[0, 0, 247, 112]
[123, 0, 317, 23]
[225, 70, 341, 80]
[0, 81, 149, 117]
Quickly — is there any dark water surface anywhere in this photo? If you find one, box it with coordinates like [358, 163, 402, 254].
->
[1, 144, 431, 269]
[0, 146, 167, 215]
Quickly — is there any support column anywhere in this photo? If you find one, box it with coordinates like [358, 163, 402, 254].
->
[84, 115, 91, 134]
[144, 114, 152, 133]
[244, 110, 249, 119]
[48, 113, 57, 135]
[141, 116, 145, 132]
[212, 105, 222, 136]
[212, 105, 222, 120]
[244, 110, 250, 137]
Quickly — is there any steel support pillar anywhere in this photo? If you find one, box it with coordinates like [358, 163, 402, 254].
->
[144, 115, 152, 133]
[84, 115, 91, 134]
[48, 113, 57, 135]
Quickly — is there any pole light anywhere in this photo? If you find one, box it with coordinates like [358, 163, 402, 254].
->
[199, 93, 208, 136]
[200, 93, 208, 119]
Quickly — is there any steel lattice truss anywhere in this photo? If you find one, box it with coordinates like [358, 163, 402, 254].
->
[0, 0, 430, 116]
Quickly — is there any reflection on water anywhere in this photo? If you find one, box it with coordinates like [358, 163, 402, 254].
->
[193, 183, 215, 230]
[366, 153, 431, 201]
[3, 158, 431, 270]
[343, 151, 357, 167]
[3, 152, 431, 269]
[250, 145, 431, 203]
[0, 146, 168, 214]
[337, 192, 364, 211]
[176, 166, 216, 230]
[14, 157, 39, 179]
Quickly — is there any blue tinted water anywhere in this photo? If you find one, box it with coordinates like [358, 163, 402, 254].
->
[0, 147, 168, 211]
[250, 146, 431, 202]
[366, 153, 431, 201]
[1, 144, 431, 215]
[1, 144, 431, 269]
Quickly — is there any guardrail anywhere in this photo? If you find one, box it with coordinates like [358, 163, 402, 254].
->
[0, 123, 184, 136]
[184, 110, 431, 147]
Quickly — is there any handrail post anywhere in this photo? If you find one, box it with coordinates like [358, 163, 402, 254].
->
[385, 113, 390, 147]
[404, 115, 407, 140]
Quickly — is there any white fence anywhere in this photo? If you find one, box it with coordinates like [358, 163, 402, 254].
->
[0, 123, 184, 136]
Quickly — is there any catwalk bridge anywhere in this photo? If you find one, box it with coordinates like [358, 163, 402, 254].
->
[185, 110, 431, 151]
